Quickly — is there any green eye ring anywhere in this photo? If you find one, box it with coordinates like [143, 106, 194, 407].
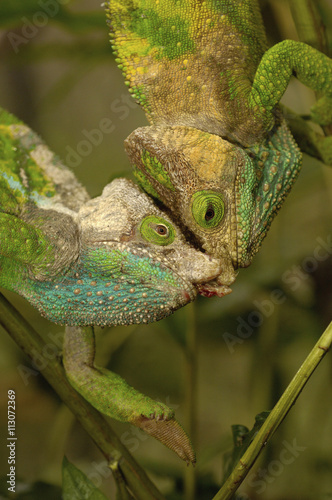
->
[140, 215, 175, 246]
[191, 190, 225, 229]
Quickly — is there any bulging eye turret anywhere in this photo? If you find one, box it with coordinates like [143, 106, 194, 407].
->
[140, 215, 175, 245]
[191, 191, 225, 229]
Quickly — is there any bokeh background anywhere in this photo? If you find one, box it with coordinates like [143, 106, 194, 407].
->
[0, 0, 331, 498]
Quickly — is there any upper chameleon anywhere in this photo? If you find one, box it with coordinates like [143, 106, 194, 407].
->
[106, 0, 332, 295]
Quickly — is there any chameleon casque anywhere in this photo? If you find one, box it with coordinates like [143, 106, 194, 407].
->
[1, 0, 332, 465]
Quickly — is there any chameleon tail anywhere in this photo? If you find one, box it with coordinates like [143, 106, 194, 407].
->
[63, 326, 195, 463]
[133, 416, 195, 464]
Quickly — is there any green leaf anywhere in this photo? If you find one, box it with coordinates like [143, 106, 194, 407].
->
[62, 456, 108, 500]
[222, 411, 270, 485]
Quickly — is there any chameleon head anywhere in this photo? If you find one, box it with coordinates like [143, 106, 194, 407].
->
[125, 125, 258, 293]
[21, 178, 222, 326]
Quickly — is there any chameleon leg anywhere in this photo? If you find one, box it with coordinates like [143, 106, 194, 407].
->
[0, 212, 53, 264]
[63, 326, 195, 463]
[249, 40, 332, 128]
[0, 212, 57, 290]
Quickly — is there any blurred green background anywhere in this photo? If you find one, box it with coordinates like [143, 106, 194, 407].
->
[0, 0, 331, 499]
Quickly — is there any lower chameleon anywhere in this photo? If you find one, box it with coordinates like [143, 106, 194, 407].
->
[0, 108, 222, 462]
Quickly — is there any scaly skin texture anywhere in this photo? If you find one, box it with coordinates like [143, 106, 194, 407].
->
[0, 107, 222, 462]
[106, 0, 332, 295]
[0, 108, 220, 324]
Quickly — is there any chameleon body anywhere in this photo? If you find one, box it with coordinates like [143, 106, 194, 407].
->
[107, 0, 332, 295]
[0, 108, 223, 462]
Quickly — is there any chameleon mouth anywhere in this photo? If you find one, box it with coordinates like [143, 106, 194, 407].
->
[195, 266, 236, 297]
[195, 255, 237, 298]
[197, 282, 233, 298]
[182, 291, 192, 302]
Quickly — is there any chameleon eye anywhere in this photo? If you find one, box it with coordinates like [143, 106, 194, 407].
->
[191, 191, 225, 229]
[140, 216, 175, 246]
[155, 224, 168, 236]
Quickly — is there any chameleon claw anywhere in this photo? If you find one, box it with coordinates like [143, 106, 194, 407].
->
[140, 403, 173, 422]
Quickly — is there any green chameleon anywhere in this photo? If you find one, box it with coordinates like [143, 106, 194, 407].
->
[107, 0, 332, 298]
[0, 108, 223, 462]
[2, 0, 332, 465]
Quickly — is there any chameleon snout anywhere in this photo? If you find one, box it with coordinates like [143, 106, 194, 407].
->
[177, 250, 222, 286]
[195, 255, 237, 298]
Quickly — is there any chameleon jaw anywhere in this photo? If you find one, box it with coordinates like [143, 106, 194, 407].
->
[196, 252, 237, 297]
[197, 282, 233, 298]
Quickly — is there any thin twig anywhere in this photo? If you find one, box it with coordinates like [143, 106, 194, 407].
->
[0, 292, 165, 500]
[184, 303, 197, 500]
[212, 321, 332, 500]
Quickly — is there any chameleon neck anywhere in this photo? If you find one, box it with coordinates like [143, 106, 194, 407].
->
[107, 0, 268, 144]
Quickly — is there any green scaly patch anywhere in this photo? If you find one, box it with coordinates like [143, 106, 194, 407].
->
[141, 150, 175, 191]
[0, 108, 23, 126]
[133, 167, 161, 200]
[129, 84, 152, 113]
[130, 8, 195, 60]
[0, 127, 29, 214]
[0, 123, 57, 214]
[209, 0, 267, 64]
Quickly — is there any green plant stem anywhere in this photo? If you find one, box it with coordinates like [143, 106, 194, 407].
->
[212, 321, 332, 500]
[290, 0, 332, 135]
[184, 302, 197, 500]
[284, 109, 332, 166]
[289, 0, 328, 52]
[111, 462, 135, 500]
[0, 292, 165, 500]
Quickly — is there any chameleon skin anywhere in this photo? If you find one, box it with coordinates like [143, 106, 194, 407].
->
[107, 0, 332, 294]
[0, 108, 222, 462]
[0, 108, 221, 324]
[107, 0, 268, 144]
[107, 0, 332, 143]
